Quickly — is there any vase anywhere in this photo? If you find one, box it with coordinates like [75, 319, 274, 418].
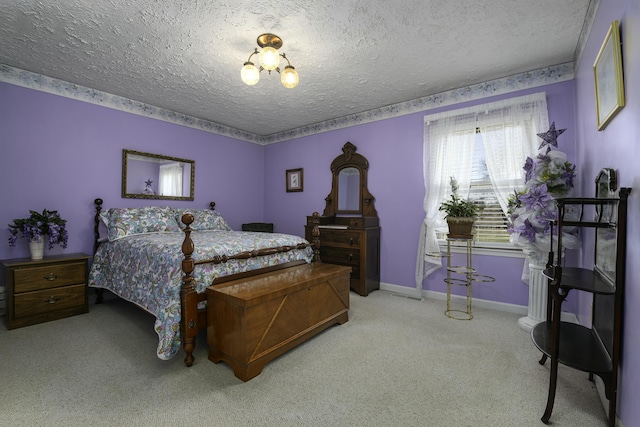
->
[29, 239, 45, 260]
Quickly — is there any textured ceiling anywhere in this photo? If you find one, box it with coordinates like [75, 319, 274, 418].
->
[0, 0, 593, 138]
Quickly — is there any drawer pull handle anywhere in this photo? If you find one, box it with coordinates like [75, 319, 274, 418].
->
[44, 296, 60, 304]
[349, 238, 354, 245]
[348, 253, 353, 261]
[44, 273, 59, 281]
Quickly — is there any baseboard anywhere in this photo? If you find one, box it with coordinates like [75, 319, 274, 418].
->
[380, 282, 528, 315]
[593, 376, 623, 427]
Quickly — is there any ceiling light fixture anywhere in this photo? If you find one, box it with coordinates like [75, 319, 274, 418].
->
[241, 33, 299, 89]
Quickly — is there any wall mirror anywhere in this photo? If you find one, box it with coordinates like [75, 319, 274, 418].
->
[122, 149, 195, 200]
[323, 142, 377, 217]
[338, 167, 361, 211]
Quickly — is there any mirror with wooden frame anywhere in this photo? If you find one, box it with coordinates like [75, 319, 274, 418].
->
[122, 149, 195, 200]
[323, 142, 377, 217]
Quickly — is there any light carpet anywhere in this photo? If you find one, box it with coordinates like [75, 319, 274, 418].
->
[0, 290, 607, 426]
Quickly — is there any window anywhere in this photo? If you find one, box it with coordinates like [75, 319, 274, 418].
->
[434, 130, 514, 246]
[159, 162, 184, 197]
[416, 92, 549, 286]
[466, 132, 511, 244]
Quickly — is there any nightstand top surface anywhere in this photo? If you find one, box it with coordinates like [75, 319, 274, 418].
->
[1, 253, 91, 267]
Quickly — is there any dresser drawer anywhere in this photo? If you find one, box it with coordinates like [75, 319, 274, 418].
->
[13, 262, 86, 293]
[320, 247, 360, 267]
[320, 230, 360, 247]
[14, 283, 86, 318]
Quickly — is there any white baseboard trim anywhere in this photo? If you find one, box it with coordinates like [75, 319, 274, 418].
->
[380, 282, 528, 315]
[379, 283, 582, 325]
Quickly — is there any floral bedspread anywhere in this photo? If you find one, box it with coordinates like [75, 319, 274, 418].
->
[88, 230, 313, 360]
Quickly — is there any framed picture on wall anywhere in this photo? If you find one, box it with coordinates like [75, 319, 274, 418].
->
[593, 20, 625, 131]
[286, 168, 303, 192]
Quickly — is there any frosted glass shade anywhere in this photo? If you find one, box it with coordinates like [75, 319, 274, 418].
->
[241, 62, 259, 85]
[281, 66, 299, 88]
[259, 46, 280, 71]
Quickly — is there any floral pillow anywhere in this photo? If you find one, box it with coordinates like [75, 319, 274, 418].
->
[101, 206, 181, 241]
[174, 209, 232, 231]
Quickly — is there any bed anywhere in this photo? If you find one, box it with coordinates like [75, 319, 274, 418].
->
[88, 198, 320, 366]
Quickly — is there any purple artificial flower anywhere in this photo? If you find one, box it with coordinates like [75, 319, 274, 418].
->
[519, 184, 552, 211]
[513, 219, 538, 243]
[523, 157, 535, 182]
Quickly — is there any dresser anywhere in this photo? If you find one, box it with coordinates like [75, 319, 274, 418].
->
[306, 142, 381, 296]
[1, 253, 91, 329]
[305, 216, 379, 296]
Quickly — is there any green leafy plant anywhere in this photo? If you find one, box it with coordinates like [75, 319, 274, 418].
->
[438, 177, 479, 219]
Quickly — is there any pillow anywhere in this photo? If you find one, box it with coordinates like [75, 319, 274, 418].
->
[97, 216, 109, 242]
[175, 209, 232, 231]
[101, 206, 181, 241]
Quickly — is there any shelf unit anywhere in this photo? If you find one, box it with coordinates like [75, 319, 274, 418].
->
[443, 237, 494, 320]
[531, 182, 631, 427]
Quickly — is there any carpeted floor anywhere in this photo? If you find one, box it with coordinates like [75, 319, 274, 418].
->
[0, 290, 607, 426]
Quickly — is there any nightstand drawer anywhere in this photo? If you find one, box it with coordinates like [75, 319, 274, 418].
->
[14, 284, 86, 317]
[13, 262, 86, 293]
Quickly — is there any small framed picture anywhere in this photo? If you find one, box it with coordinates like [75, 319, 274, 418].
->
[593, 20, 625, 131]
[286, 168, 303, 192]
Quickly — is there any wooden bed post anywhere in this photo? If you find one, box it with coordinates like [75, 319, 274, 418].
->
[311, 212, 321, 263]
[180, 213, 198, 367]
[93, 198, 105, 304]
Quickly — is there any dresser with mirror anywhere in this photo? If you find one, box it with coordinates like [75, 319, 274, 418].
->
[305, 142, 380, 296]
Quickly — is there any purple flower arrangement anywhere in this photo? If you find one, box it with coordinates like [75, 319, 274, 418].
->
[507, 123, 580, 255]
[8, 209, 69, 250]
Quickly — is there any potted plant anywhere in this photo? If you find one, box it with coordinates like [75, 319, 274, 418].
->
[439, 177, 479, 238]
[8, 209, 69, 259]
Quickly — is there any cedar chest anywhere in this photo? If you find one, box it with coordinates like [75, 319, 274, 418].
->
[207, 262, 351, 381]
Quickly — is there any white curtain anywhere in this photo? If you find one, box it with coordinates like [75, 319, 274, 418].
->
[415, 113, 476, 289]
[159, 163, 183, 197]
[415, 93, 548, 289]
[480, 95, 549, 214]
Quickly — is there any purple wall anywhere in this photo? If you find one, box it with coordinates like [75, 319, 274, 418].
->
[572, 1, 640, 424]
[0, 83, 266, 260]
[263, 81, 577, 308]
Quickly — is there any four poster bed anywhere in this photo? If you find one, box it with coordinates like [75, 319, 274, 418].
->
[88, 198, 329, 368]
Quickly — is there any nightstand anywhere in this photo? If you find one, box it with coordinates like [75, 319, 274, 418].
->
[1, 253, 91, 329]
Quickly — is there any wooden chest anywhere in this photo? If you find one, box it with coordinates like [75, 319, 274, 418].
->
[1, 253, 91, 329]
[207, 262, 351, 381]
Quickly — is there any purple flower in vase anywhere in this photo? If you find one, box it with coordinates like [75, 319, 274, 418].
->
[7, 209, 68, 250]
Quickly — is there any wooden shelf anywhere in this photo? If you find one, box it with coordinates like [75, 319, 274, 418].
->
[542, 267, 616, 295]
[531, 321, 612, 374]
[532, 185, 631, 427]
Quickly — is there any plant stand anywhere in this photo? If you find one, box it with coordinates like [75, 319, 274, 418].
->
[444, 237, 494, 320]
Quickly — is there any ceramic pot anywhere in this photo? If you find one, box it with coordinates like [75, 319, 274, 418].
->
[29, 239, 45, 260]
